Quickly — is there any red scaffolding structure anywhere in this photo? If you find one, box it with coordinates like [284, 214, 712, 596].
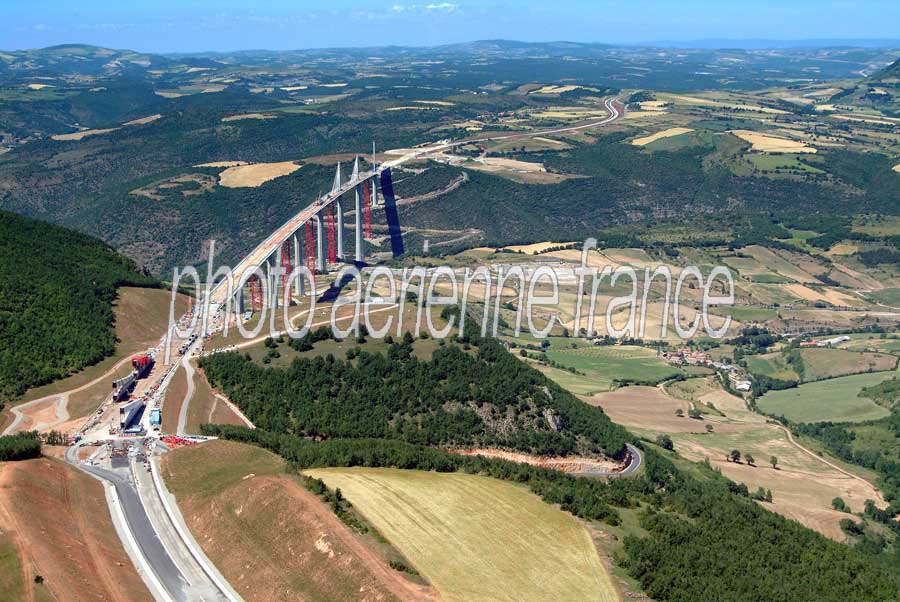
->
[363, 180, 372, 239]
[305, 221, 317, 275]
[326, 206, 337, 263]
[249, 275, 262, 312]
[280, 239, 292, 302]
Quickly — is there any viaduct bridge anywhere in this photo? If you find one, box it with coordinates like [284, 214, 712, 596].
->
[208, 96, 623, 315]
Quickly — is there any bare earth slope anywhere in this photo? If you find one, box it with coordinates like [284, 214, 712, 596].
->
[0, 456, 152, 602]
[161, 440, 436, 602]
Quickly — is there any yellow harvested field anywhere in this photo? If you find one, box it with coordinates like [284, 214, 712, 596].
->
[218, 161, 301, 188]
[122, 114, 162, 126]
[506, 241, 577, 254]
[536, 109, 607, 119]
[730, 130, 817, 153]
[624, 110, 668, 119]
[894, 164, 900, 173]
[782, 283, 859, 305]
[26, 83, 55, 90]
[194, 161, 249, 168]
[52, 113, 161, 140]
[631, 127, 693, 146]
[804, 87, 841, 98]
[638, 100, 668, 111]
[532, 136, 565, 145]
[414, 100, 455, 106]
[833, 114, 900, 126]
[321, 83, 348, 88]
[532, 85, 582, 94]
[249, 87, 273, 94]
[221, 113, 277, 122]
[51, 127, 118, 141]
[385, 106, 432, 111]
[660, 93, 789, 114]
[155, 90, 186, 98]
[815, 104, 837, 112]
[306, 468, 618, 602]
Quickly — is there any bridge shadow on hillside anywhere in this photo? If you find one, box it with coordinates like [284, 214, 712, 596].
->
[317, 261, 368, 303]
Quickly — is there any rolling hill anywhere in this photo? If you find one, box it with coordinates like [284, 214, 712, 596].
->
[0, 210, 158, 403]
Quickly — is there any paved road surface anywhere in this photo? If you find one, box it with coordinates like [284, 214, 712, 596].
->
[66, 445, 237, 602]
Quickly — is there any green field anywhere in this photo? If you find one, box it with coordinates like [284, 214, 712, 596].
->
[306, 467, 618, 602]
[0, 533, 24, 602]
[758, 372, 895, 423]
[748, 348, 897, 383]
[543, 343, 684, 394]
[869, 288, 900, 307]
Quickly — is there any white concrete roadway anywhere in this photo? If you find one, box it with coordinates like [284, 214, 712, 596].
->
[208, 96, 622, 306]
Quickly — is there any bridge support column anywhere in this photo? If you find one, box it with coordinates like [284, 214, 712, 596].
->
[292, 231, 304, 297]
[270, 250, 281, 309]
[236, 285, 244, 315]
[335, 197, 345, 260]
[314, 213, 326, 273]
[354, 183, 364, 263]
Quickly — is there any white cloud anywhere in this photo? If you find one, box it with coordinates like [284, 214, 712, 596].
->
[389, 3, 459, 14]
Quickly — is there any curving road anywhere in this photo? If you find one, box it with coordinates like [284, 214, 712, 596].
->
[576, 443, 643, 478]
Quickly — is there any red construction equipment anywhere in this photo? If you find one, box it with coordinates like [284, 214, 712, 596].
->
[363, 180, 372, 239]
[280, 239, 292, 299]
[326, 206, 337, 263]
[305, 221, 317, 275]
[131, 354, 153, 379]
[161, 435, 196, 447]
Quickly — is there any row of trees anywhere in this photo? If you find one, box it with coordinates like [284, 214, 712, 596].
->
[0, 432, 41, 461]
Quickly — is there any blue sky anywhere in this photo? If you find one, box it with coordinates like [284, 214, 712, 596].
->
[2, 0, 899, 53]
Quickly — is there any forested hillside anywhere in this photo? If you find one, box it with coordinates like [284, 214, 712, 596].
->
[200, 332, 631, 458]
[0, 211, 157, 403]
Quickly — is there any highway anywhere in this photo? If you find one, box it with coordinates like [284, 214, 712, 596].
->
[66, 443, 240, 602]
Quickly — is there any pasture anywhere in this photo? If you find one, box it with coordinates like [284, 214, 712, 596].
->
[544, 344, 684, 393]
[758, 372, 895, 423]
[305, 467, 619, 602]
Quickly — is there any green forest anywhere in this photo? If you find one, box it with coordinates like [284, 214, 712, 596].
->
[200, 331, 631, 458]
[0, 211, 158, 404]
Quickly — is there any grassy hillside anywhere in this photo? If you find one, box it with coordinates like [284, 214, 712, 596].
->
[0, 211, 157, 403]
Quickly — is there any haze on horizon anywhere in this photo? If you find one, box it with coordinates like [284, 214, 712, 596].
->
[2, 0, 899, 54]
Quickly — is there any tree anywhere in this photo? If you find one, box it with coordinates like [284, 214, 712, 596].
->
[675, 408, 684, 417]
[655, 434, 674, 451]
[770, 455, 778, 470]
[832, 497, 848, 512]
[730, 449, 742, 463]
[745, 453, 755, 466]
[688, 408, 702, 420]
[705, 424, 714, 433]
